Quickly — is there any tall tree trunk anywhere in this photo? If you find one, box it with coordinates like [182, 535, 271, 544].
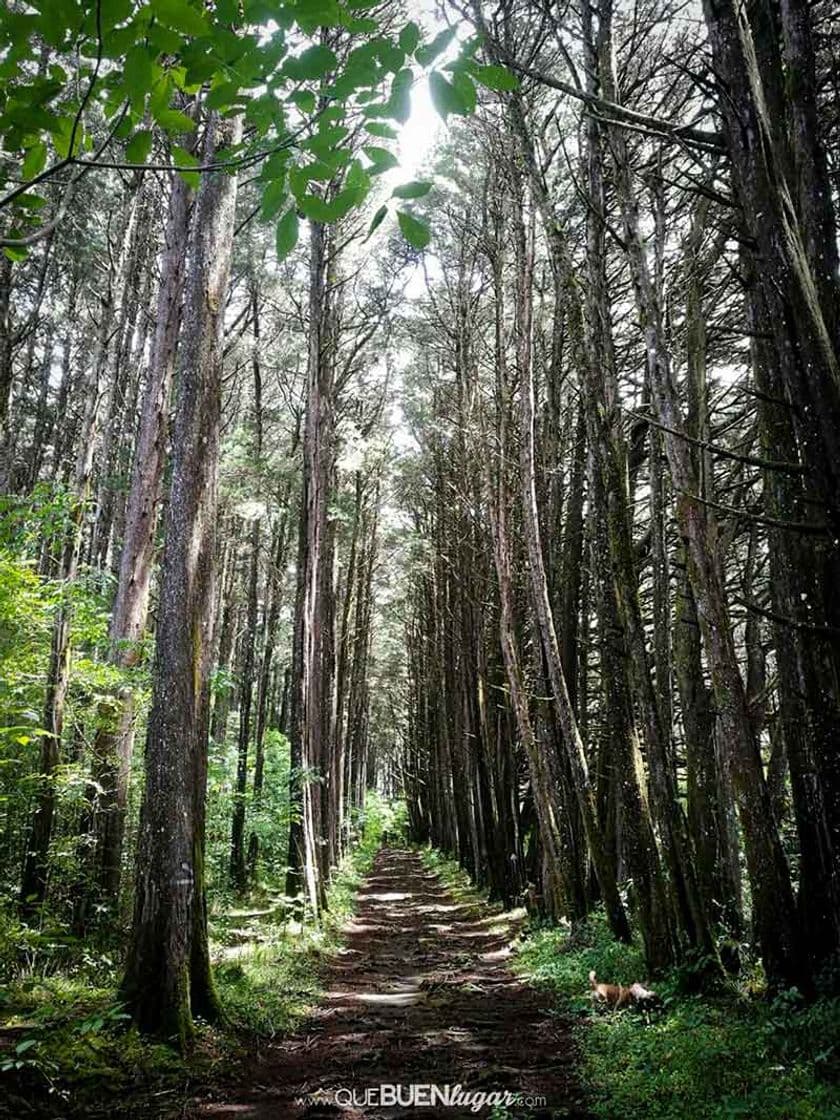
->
[600, 36, 802, 984]
[80, 167, 192, 921]
[230, 289, 264, 893]
[121, 113, 242, 1044]
[286, 218, 335, 916]
[509, 160, 630, 943]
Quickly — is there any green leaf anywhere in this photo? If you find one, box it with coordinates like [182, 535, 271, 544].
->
[204, 80, 240, 111]
[452, 71, 476, 114]
[364, 121, 398, 139]
[387, 67, 412, 123]
[51, 114, 82, 158]
[149, 0, 210, 37]
[15, 193, 47, 209]
[397, 209, 430, 249]
[365, 202, 387, 240]
[391, 180, 432, 200]
[291, 90, 316, 113]
[416, 27, 456, 67]
[294, 0, 342, 30]
[429, 71, 472, 119]
[153, 105, 196, 134]
[172, 144, 199, 188]
[284, 43, 337, 82]
[298, 193, 335, 222]
[470, 63, 519, 92]
[398, 20, 420, 55]
[123, 45, 153, 105]
[275, 206, 299, 260]
[260, 175, 288, 221]
[363, 145, 398, 174]
[303, 123, 349, 158]
[125, 129, 153, 164]
[21, 141, 47, 180]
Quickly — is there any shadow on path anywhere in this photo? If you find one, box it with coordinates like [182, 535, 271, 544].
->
[191, 848, 590, 1119]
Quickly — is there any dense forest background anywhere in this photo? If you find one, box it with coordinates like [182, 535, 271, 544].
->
[1, 0, 840, 1114]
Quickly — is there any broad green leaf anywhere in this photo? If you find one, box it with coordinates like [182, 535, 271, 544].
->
[303, 123, 349, 158]
[150, 0, 210, 37]
[123, 45, 153, 105]
[342, 159, 371, 205]
[470, 63, 519, 92]
[51, 114, 82, 158]
[399, 21, 420, 55]
[172, 145, 199, 188]
[327, 184, 366, 220]
[275, 205, 299, 260]
[416, 27, 456, 67]
[294, 0, 342, 30]
[5, 102, 56, 132]
[429, 71, 472, 119]
[298, 193, 336, 222]
[15, 193, 47, 209]
[260, 175, 288, 220]
[125, 130, 153, 163]
[284, 43, 337, 82]
[391, 180, 432, 200]
[153, 105, 196, 134]
[452, 72, 476, 113]
[397, 209, 430, 249]
[364, 121, 398, 139]
[346, 16, 377, 33]
[21, 141, 47, 180]
[205, 80, 240, 111]
[363, 145, 398, 174]
[147, 23, 183, 53]
[291, 90, 316, 113]
[387, 67, 412, 123]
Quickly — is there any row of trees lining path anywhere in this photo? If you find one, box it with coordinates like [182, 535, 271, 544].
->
[189, 847, 589, 1119]
[0, 0, 839, 1058]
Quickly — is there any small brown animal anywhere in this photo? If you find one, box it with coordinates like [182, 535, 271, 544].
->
[589, 970, 660, 1010]
[589, 969, 633, 1009]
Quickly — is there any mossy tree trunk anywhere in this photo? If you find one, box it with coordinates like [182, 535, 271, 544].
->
[121, 112, 242, 1045]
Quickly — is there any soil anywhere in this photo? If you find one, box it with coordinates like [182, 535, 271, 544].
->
[190, 848, 590, 1120]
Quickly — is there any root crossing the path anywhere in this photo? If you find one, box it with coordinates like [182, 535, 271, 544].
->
[193, 848, 589, 1119]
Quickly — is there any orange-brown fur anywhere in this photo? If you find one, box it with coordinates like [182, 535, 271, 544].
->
[589, 969, 633, 1008]
[589, 970, 659, 1010]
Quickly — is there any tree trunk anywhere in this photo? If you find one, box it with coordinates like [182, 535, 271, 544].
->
[81, 167, 192, 920]
[121, 112, 242, 1044]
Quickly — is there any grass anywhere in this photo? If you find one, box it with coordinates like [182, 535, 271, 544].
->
[418, 846, 840, 1120]
[0, 795, 395, 1118]
[514, 914, 840, 1120]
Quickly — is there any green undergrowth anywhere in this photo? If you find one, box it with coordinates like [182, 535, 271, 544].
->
[514, 914, 840, 1120]
[418, 847, 840, 1119]
[420, 844, 492, 915]
[0, 793, 394, 1118]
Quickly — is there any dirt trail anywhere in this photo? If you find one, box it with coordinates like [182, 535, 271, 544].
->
[192, 848, 589, 1119]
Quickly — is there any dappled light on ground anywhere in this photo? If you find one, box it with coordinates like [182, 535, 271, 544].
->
[190, 848, 589, 1119]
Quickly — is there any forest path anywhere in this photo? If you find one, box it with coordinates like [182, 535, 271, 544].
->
[192, 848, 589, 1119]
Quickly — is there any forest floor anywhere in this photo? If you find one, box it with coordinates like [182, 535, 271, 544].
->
[189, 847, 589, 1119]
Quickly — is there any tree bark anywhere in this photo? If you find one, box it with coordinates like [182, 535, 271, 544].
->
[121, 112, 242, 1044]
